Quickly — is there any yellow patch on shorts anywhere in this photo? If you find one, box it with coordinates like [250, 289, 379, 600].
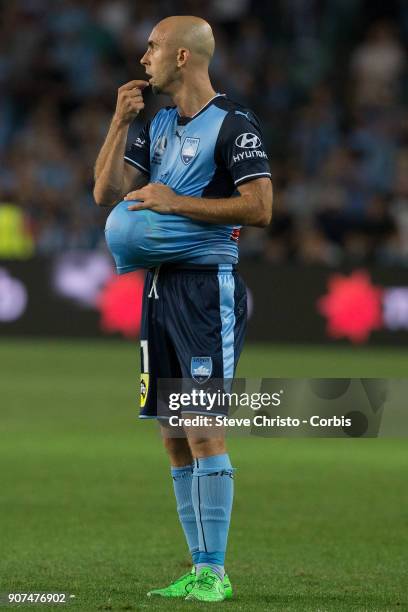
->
[140, 373, 149, 408]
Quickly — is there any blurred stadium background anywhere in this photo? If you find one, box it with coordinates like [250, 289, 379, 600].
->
[1, 1, 407, 610]
[1, 0, 408, 344]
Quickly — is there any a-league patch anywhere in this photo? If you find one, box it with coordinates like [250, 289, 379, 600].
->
[140, 373, 149, 408]
[191, 357, 213, 384]
[181, 137, 200, 165]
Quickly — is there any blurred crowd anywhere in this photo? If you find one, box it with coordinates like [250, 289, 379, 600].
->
[1, 0, 408, 266]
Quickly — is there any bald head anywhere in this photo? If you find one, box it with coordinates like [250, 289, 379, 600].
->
[154, 16, 215, 64]
[140, 16, 215, 96]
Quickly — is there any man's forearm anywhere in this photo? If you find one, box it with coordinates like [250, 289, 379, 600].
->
[93, 117, 129, 205]
[125, 178, 273, 226]
[172, 194, 268, 227]
[172, 194, 249, 224]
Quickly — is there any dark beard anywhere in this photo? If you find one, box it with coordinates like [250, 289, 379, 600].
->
[151, 84, 162, 95]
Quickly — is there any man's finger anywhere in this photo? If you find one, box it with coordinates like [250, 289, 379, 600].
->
[124, 190, 145, 200]
[126, 92, 144, 100]
[127, 202, 150, 211]
[120, 80, 149, 91]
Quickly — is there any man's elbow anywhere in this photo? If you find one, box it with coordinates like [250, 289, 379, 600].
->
[93, 184, 117, 207]
[253, 201, 272, 227]
[93, 183, 105, 206]
[251, 183, 273, 227]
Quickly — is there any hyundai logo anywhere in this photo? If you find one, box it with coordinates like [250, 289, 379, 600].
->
[235, 132, 261, 149]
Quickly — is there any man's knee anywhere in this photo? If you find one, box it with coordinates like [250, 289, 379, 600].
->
[187, 435, 226, 459]
[161, 430, 193, 466]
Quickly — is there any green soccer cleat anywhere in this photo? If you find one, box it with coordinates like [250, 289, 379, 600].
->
[185, 567, 226, 602]
[223, 572, 233, 599]
[147, 566, 233, 599]
[147, 567, 196, 598]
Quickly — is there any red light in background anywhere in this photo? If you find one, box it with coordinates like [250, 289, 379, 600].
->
[96, 272, 144, 338]
[317, 271, 383, 344]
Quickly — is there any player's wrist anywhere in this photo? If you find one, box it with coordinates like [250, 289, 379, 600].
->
[169, 193, 183, 212]
[112, 114, 134, 129]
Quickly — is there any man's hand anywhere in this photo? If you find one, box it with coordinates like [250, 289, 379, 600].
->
[125, 183, 178, 213]
[114, 80, 149, 127]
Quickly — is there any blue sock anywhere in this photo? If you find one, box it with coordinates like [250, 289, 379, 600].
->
[171, 465, 200, 565]
[192, 454, 234, 580]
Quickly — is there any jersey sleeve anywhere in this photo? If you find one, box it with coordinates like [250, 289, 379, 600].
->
[124, 120, 151, 175]
[216, 110, 271, 187]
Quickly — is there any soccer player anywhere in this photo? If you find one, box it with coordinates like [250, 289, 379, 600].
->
[94, 15, 272, 602]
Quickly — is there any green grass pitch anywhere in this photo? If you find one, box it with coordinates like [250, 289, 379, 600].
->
[0, 340, 407, 611]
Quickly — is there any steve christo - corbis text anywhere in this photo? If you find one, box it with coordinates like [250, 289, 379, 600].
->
[168, 414, 352, 428]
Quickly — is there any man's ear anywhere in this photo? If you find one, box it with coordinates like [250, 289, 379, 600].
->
[176, 48, 190, 67]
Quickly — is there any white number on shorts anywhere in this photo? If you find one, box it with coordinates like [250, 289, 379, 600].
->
[140, 339, 149, 373]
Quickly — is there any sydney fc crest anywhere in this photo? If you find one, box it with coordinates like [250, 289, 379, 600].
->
[181, 137, 200, 165]
[191, 356, 212, 384]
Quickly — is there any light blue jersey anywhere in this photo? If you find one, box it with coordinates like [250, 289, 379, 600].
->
[105, 94, 271, 272]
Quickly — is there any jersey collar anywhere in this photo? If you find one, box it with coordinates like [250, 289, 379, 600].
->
[177, 93, 226, 125]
